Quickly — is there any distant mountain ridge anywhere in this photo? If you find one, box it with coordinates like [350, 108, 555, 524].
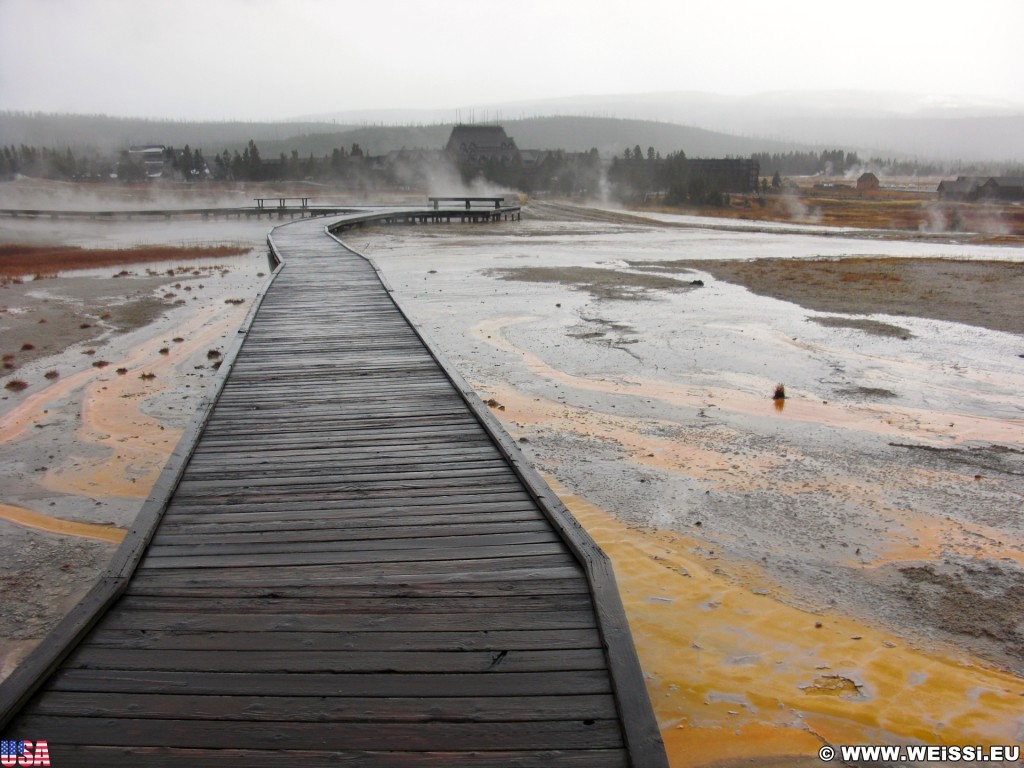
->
[2, 88, 1021, 162]
[0, 112, 805, 160]
[300, 90, 1024, 162]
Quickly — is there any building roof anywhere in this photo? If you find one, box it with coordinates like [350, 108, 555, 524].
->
[938, 176, 1024, 197]
[446, 125, 518, 154]
[937, 178, 982, 193]
[983, 176, 1024, 188]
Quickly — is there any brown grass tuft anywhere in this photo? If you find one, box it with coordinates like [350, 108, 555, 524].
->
[5, 379, 29, 392]
[0, 243, 250, 279]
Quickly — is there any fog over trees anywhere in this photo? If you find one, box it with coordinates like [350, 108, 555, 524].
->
[2, 112, 1021, 204]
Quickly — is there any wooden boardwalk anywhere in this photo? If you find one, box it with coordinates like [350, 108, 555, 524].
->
[0, 212, 666, 766]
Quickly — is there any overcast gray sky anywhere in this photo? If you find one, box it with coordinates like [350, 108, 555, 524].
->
[1, 0, 1021, 121]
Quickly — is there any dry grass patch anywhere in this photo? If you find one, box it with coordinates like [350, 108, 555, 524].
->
[637, 188, 1024, 242]
[629, 257, 1024, 336]
[0, 243, 250, 279]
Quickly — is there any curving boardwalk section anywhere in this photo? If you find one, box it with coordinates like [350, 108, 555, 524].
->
[1, 212, 666, 766]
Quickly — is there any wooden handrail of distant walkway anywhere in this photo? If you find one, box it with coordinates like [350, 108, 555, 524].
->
[428, 195, 505, 209]
[253, 196, 309, 209]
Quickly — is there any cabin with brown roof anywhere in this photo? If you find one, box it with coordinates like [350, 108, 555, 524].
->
[856, 172, 879, 191]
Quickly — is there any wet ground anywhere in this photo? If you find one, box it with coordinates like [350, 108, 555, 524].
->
[356, 201, 1024, 764]
[1, 198, 1022, 765]
[0, 216, 272, 677]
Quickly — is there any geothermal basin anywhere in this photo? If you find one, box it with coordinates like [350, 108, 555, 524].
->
[1, 198, 1023, 766]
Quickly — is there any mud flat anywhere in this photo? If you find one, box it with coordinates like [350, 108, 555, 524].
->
[0, 222, 271, 678]
[361, 201, 1024, 766]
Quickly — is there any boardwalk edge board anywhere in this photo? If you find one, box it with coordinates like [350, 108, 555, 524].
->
[0, 243, 284, 728]
[324, 219, 667, 766]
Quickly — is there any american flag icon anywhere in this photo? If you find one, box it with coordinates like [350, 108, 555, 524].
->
[0, 741, 24, 758]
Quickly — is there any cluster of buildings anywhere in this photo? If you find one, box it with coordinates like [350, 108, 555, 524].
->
[443, 125, 761, 193]
[937, 176, 1024, 201]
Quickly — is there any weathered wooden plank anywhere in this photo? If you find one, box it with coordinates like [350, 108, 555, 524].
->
[187, 442, 501, 462]
[125, 568, 588, 592]
[23, 746, 630, 768]
[107, 592, 596, 616]
[64, 647, 610, 674]
[150, 523, 556, 549]
[162, 489, 534, 514]
[167, 478, 527, 503]
[84, 627, 603, 652]
[195, 417, 485, 440]
[152, 509, 546, 537]
[89, 608, 598, 633]
[45, 667, 615, 697]
[124, 556, 586, 589]
[29, 691, 620, 723]
[139, 541, 569, 569]
[141, 540, 562, 564]
[123, 581, 593, 606]
[173, 464, 514, 489]
[192, 425, 492, 448]
[5, 716, 625, 752]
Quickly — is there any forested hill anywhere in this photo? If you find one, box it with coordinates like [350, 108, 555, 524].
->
[0, 113, 362, 154]
[506, 117, 800, 157]
[0, 112, 802, 158]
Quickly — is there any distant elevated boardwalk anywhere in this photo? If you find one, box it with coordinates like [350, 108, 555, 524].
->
[0, 197, 521, 222]
[428, 195, 505, 209]
[0, 209, 665, 766]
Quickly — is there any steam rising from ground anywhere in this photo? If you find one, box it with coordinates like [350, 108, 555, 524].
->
[779, 190, 822, 223]
[0, 177, 260, 211]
